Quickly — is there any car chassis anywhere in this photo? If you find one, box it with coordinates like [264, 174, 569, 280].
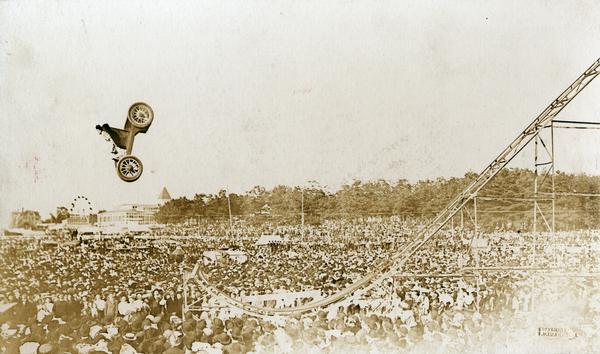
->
[96, 102, 154, 182]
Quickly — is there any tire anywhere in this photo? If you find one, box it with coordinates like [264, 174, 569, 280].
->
[127, 102, 154, 128]
[116, 155, 143, 182]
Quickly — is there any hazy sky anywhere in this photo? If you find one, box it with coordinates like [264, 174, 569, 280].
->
[1, 1, 600, 225]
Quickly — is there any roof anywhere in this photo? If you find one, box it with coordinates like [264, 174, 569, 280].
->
[99, 204, 157, 213]
[158, 187, 172, 200]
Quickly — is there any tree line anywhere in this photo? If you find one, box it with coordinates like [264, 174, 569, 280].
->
[155, 168, 600, 231]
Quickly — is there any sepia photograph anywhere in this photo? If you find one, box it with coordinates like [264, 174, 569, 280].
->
[1, 1, 600, 353]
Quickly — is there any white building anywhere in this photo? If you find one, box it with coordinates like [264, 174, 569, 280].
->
[97, 187, 171, 228]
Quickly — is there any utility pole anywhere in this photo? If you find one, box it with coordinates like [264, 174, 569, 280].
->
[473, 195, 478, 236]
[301, 188, 305, 234]
[227, 192, 233, 228]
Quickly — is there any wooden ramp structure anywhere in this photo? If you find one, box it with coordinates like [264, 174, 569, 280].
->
[184, 58, 600, 317]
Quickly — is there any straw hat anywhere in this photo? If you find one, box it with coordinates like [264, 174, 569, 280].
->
[123, 332, 137, 342]
[38, 343, 55, 354]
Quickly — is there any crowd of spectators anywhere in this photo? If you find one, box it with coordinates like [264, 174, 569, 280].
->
[1, 217, 599, 353]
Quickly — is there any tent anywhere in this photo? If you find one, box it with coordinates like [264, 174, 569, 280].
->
[203, 250, 223, 264]
[255, 234, 286, 246]
[171, 246, 185, 262]
[224, 250, 248, 264]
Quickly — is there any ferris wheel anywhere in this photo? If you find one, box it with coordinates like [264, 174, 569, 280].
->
[69, 195, 94, 216]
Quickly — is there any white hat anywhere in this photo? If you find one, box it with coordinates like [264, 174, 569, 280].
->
[102, 325, 119, 340]
[191, 342, 212, 352]
[19, 342, 40, 354]
[90, 325, 103, 338]
[119, 343, 138, 354]
[123, 332, 137, 341]
[163, 329, 173, 339]
[168, 332, 182, 347]
[145, 314, 161, 324]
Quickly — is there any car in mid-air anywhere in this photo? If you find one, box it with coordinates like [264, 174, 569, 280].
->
[96, 102, 154, 182]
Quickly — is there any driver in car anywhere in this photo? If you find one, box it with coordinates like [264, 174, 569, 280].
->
[96, 124, 122, 161]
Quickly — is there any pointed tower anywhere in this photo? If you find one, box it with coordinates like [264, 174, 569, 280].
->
[158, 187, 172, 205]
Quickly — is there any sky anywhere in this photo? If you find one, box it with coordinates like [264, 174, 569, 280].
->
[1, 0, 600, 225]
